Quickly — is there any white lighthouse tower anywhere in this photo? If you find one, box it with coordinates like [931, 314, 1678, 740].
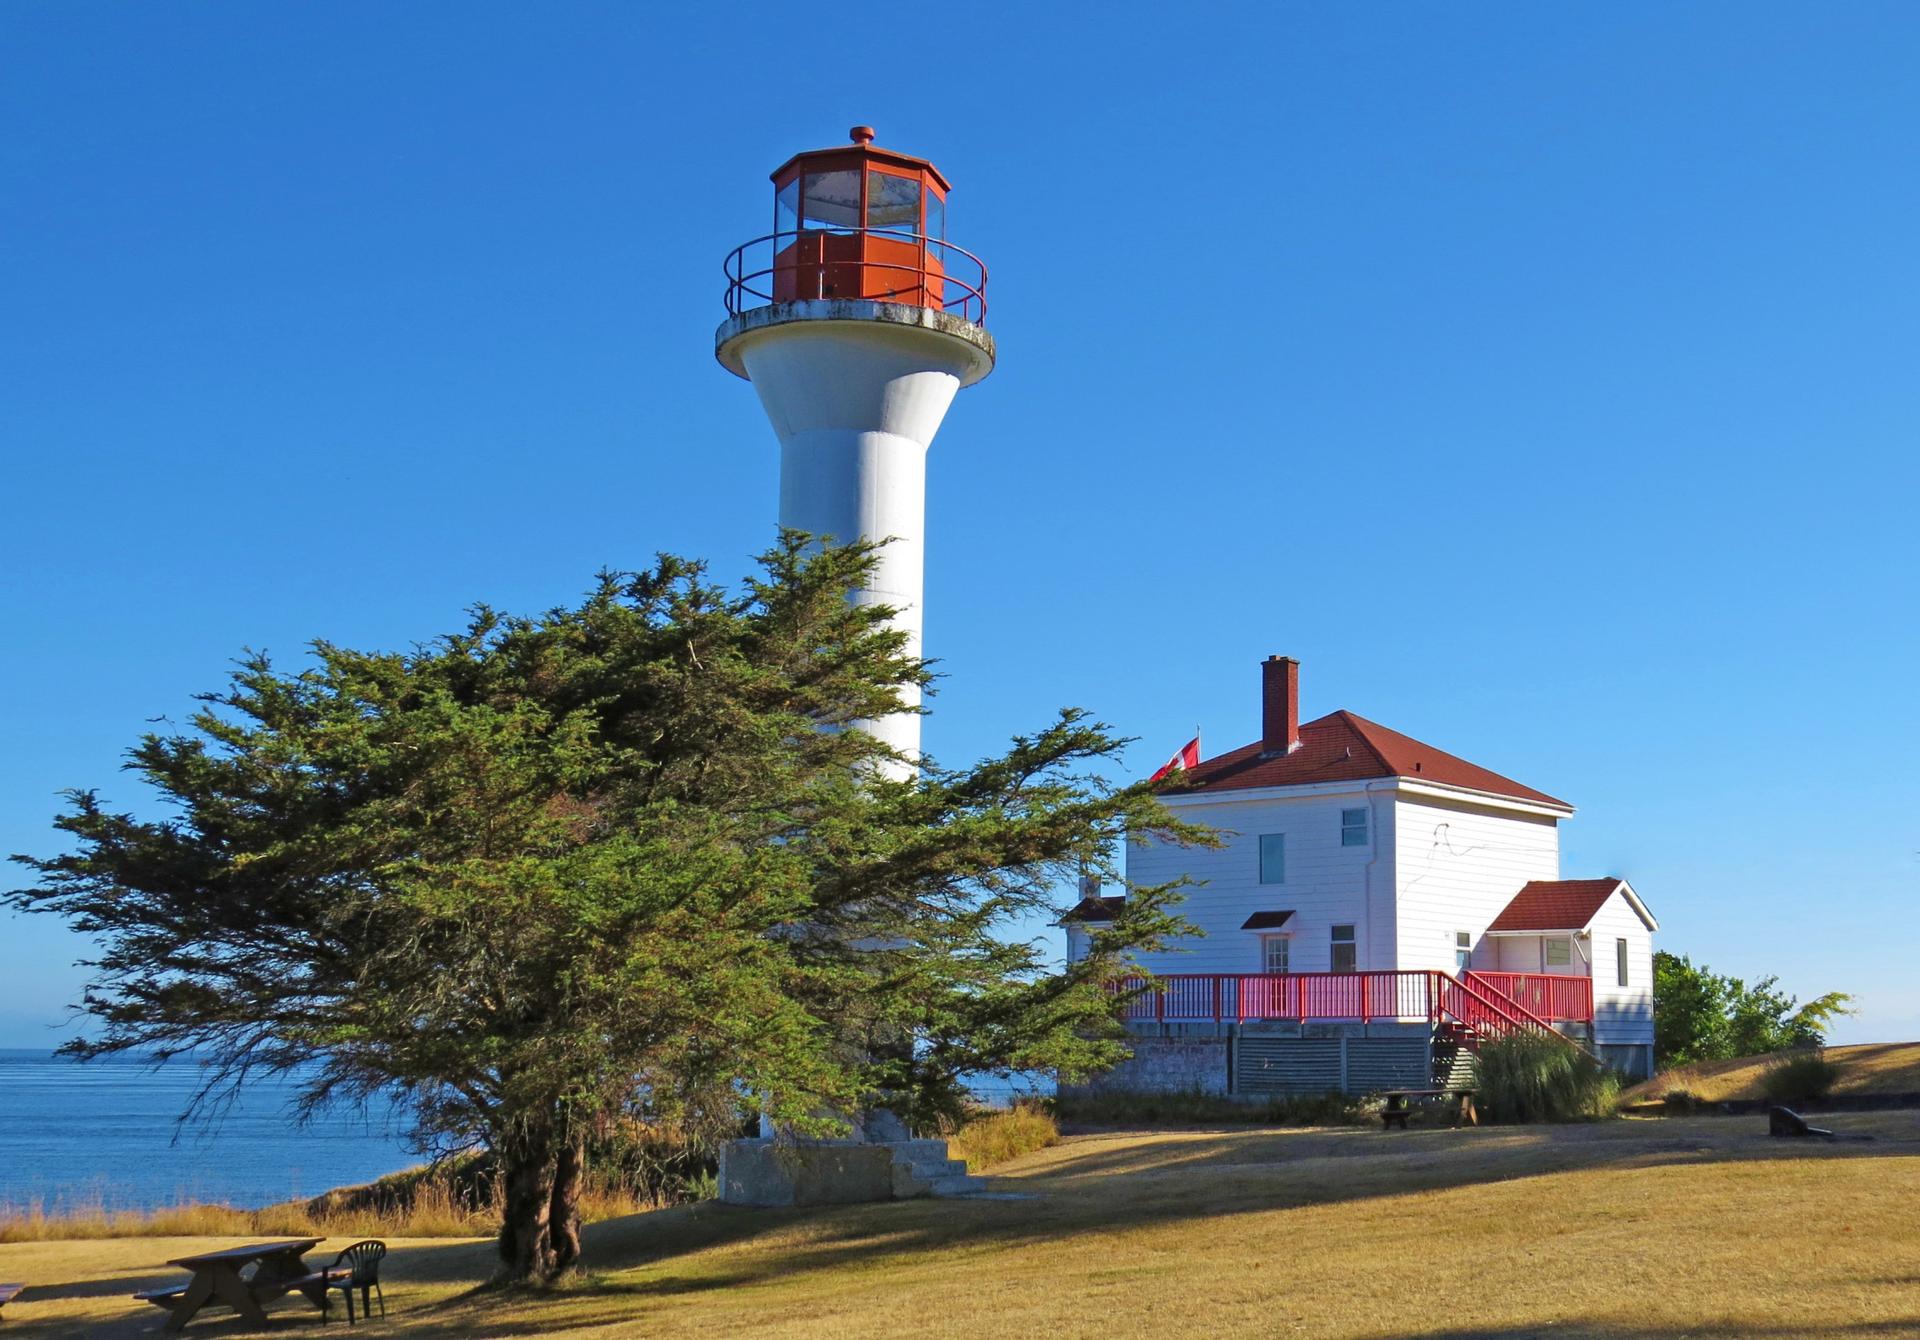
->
[717, 126, 995, 770]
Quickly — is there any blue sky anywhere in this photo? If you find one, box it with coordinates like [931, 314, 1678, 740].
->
[3, 3, 1915, 1047]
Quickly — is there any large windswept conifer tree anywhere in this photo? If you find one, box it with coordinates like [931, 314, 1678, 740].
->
[10, 538, 1202, 1284]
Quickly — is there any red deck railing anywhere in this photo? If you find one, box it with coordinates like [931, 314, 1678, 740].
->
[1462, 971, 1593, 1023]
[1108, 969, 1591, 1038]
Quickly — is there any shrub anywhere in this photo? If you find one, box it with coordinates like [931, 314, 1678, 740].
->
[1660, 1089, 1704, 1115]
[1053, 1087, 1369, 1128]
[1760, 1049, 1842, 1105]
[947, 1103, 1059, 1171]
[1472, 1033, 1621, 1123]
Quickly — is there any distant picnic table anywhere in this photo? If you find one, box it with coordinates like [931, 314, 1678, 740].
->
[1380, 1088, 1478, 1129]
[133, 1238, 340, 1333]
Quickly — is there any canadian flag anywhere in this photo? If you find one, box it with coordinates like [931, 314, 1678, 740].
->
[1149, 734, 1201, 783]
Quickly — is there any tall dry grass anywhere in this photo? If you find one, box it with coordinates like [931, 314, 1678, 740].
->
[1472, 1033, 1621, 1122]
[0, 1170, 650, 1244]
[945, 1104, 1059, 1171]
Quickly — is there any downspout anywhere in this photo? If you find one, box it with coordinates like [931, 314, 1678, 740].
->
[1362, 780, 1394, 991]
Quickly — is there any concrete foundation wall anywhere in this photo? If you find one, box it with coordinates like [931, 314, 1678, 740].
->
[1070, 1029, 1436, 1099]
[719, 1140, 896, 1208]
[1071, 1037, 1231, 1095]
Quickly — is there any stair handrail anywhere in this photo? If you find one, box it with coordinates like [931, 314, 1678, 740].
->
[1436, 970, 1568, 1043]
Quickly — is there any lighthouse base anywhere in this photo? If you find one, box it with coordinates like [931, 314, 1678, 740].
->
[718, 1136, 987, 1206]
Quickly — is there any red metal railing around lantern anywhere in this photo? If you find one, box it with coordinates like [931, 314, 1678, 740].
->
[722, 228, 990, 325]
[1106, 970, 1590, 1034]
[1462, 971, 1594, 1023]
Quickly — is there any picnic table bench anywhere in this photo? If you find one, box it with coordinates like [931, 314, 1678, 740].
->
[132, 1238, 345, 1333]
[1380, 1088, 1477, 1129]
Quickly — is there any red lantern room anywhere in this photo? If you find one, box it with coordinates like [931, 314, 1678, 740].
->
[724, 126, 986, 325]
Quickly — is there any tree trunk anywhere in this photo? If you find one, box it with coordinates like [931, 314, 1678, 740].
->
[496, 1124, 559, 1286]
[547, 1129, 586, 1274]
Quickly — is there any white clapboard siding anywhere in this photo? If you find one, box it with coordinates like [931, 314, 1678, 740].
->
[1393, 793, 1561, 974]
[1125, 785, 1394, 976]
[1588, 890, 1656, 1049]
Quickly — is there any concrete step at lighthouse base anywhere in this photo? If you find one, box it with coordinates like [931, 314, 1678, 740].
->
[882, 1139, 988, 1198]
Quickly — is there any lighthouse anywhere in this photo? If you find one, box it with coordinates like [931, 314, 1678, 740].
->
[717, 126, 995, 771]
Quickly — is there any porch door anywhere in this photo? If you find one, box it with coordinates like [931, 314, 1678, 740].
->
[1541, 936, 1580, 975]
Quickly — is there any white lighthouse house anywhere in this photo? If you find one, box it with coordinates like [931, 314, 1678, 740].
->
[717, 126, 995, 770]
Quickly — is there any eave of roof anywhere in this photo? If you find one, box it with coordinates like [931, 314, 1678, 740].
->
[1486, 878, 1657, 934]
[1059, 895, 1126, 925]
[1171, 710, 1570, 810]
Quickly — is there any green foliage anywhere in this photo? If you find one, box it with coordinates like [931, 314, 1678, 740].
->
[1053, 1087, 1370, 1128]
[1759, 1049, 1842, 1105]
[7, 537, 1205, 1283]
[1654, 952, 1855, 1070]
[1472, 1034, 1620, 1123]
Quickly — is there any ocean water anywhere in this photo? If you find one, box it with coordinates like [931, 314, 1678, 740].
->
[0, 1049, 418, 1215]
[0, 1049, 1057, 1216]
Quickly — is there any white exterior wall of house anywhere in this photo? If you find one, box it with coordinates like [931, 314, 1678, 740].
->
[1587, 890, 1656, 1073]
[1123, 782, 1397, 976]
[1391, 789, 1563, 974]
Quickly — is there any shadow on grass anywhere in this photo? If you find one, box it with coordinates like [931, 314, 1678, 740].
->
[21, 1111, 1918, 1337]
[1381, 1324, 1920, 1339]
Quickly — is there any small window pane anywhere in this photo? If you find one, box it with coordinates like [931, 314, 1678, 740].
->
[1258, 834, 1285, 884]
[1545, 938, 1571, 967]
[866, 170, 920, 231]
[925, 186, 946, 240]
[1616, 937, 1629, 987]
[801, 170, 861, 230]
[775, 178, 799, 238]
[1455, 930, 1472, 973]
[1263, 936, 1289, 974]
[1341, 808, 1368, 846]
[1330, 925, 1357, 974]
[1456, 931, 1472, 947]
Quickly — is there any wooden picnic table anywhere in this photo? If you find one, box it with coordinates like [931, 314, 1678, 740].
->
[133, 1238, 338, 1333]
[1380, 1088, 1478, 1129]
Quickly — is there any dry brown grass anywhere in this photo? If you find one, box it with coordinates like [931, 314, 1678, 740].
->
[1626, 1040, 1920, 1104]
[4, 1111, 1917, 1338]
[0, 1175, 648, 1245]
[944, 1104, 1058, 1171]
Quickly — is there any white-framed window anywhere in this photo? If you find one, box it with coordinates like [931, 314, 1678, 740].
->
[1341, 807, 1368, 847]
[1331, 924, 1357, 974]
[1545, 937, 1571, 967]
[1455, 931, 1472, 973]
[1616, 937, 1629, 987]
[1258, 833, 1285, 884]
[1262, 935, 1290, 974]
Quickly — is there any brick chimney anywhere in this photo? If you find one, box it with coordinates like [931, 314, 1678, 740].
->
[1262, 655, 1300, 755]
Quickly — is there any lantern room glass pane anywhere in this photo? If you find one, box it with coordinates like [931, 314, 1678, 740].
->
[925, 187, 946, 241]
[801, 170, 861, 230]
[775, 178, 799, 238]
[866, 170, 920, 232]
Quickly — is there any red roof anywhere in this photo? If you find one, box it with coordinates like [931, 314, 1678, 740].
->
[1175, 711, 1569, 809]
[1486, 879, 1625, 932]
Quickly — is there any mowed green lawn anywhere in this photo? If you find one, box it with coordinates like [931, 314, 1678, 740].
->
[5, 1112, 1917, 1339]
